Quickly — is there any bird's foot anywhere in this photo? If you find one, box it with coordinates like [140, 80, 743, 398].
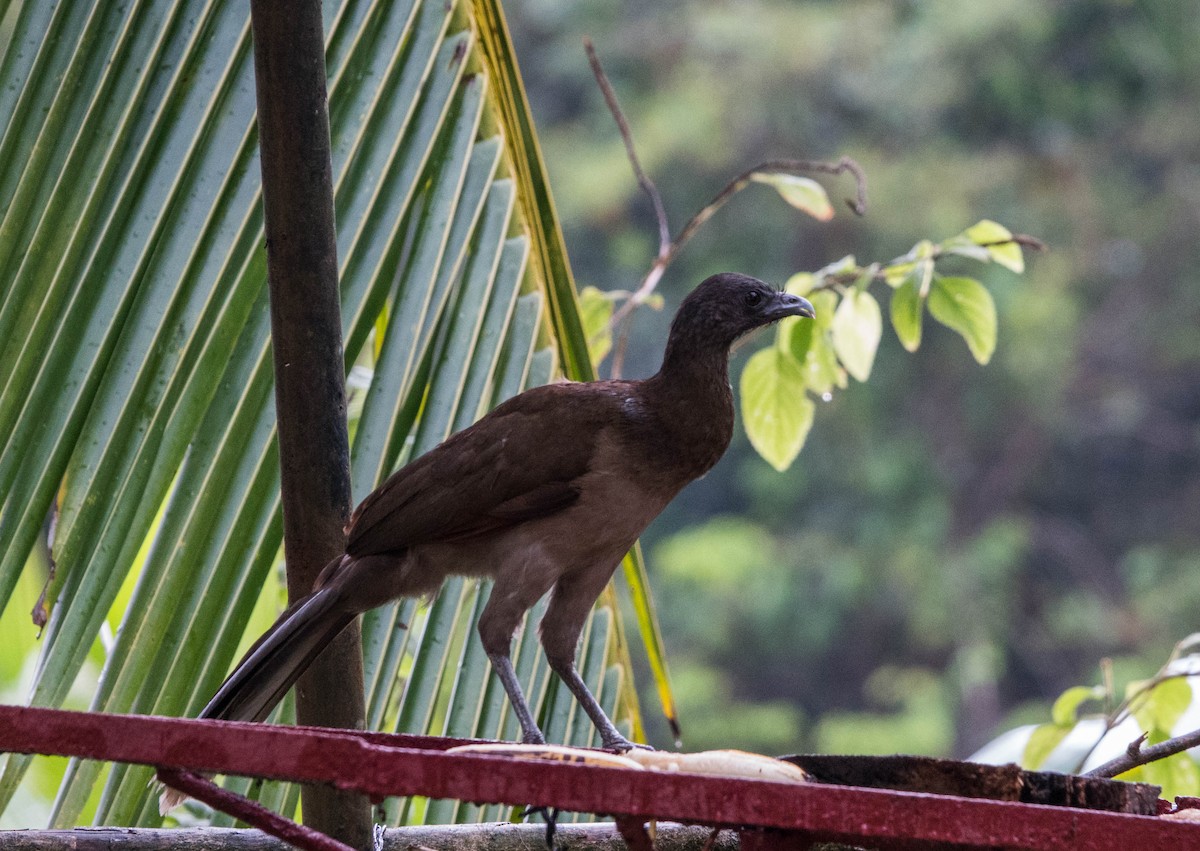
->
[602, 734, 654, 752]
[519, 805, 559, 850]
[521, 730, 548, 746]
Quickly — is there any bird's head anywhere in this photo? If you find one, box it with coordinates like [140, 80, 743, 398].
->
[668, 272, 815, 351]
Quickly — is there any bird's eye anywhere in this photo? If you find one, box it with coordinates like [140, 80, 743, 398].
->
[743, 290, 763, 307]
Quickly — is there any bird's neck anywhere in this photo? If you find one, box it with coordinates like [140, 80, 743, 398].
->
[655, 335, 732, 394]
[642, 335, 735, 478]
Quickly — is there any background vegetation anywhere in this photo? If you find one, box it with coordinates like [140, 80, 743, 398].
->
[0, 0, 642, 828]
[4, 0, 1200, 827]
[505, 0, 1200, 761]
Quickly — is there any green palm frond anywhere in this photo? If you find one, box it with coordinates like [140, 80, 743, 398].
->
[0, 0, 671, 828]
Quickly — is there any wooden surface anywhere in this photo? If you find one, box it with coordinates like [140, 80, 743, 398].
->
[783, 753, 1161, 815]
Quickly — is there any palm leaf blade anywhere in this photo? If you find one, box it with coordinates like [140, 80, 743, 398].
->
[0, 0, 659, 828]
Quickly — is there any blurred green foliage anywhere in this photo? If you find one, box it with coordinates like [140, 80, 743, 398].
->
[508, 0, 1200, 756]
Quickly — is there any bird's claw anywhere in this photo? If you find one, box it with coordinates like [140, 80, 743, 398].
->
[603, 736, 654, 752]
[519, 805, 559, 850]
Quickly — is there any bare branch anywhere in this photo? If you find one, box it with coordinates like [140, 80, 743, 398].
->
[977, 234, 1048, 252]
[583, 39, 867, 377]
[585, 38, 671, 257]
[675, 158, 868, 257]
[1086, 727, 1200, 779]
[675, 158, 868, 271]
[1127, 731, 1150, 758]
[610, 313, 633, 380]
[1074, 651, 1200, 775]
[608, 157, 868, 335]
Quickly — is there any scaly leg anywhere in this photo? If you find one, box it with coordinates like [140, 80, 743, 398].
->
[540, 569, 651, 751]
[479, 574, 557, 745]
[487, 650, 545, 744]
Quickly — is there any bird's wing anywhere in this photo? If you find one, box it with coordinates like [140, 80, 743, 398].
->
[346, 382, 624, 555]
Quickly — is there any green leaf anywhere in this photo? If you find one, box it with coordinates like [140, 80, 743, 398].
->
[851, 266, 878, 293]
[1051, 685, 1104, 727]
[782, 315, 815, 362]
[890, 271, 925, 352]
[750, 172, 834, 221]
[797, 291, 843, 395]
[915, 257, 935, 297]
[831, 289, 882, 382]
[942, 236, 992, 263]
[740, 348, 815, 471]
[1135, 751, 1200, 799]
[883, 261, 915, 287]
[816, 254, 857, 280]
[619, 542, 671, 747]
[1132, 677, 1193, 738]
[804, 335, 844, 396]
[909, 239, 937, 261]
[965, 219, 1025, 273]
[964, 219, 1011, 243]
[578, 285, 613, 366]
[785, 272, 816, 296]
[1023, 723, 1071, 770]
[928, 276, 997, 364]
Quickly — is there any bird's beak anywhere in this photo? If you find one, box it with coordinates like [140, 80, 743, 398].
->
[767, 291, 816, 321]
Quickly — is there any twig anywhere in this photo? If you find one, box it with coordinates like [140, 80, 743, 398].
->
[580, 37, 657, 379]
[1086, 727, 1200, 779]
[584, 38, 670, 260]
[978, 234, 1048, 252]
[607, 157, 868, 340]
[583, 38, 669, 380]
[584, 39, 867, 377]
[1078, 646, 1200, 777]
[807, 233, 1046, 296]
[1126, 731, 1150, 758]
[671, 158, 867, 258]
[1071, 651, 1197, 774]
[610, 313, 634, 380]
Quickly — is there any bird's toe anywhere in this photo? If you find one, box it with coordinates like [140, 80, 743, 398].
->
[603, 735, 654, 752]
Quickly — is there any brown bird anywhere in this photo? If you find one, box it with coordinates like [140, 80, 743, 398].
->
[196, 272, 813, 752]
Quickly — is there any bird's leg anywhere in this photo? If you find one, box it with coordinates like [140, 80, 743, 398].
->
[479, 579, 556, 745]
[487, 650, 545, 744]
[518, 806, 560, 851]
[540, 571, 652, 752]
[549, 655, 646, 751]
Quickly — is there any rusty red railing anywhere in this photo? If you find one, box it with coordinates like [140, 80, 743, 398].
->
[2, 704, 1199, 851]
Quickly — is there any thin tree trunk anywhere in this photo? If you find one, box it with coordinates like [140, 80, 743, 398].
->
[249, 1, 370, 846]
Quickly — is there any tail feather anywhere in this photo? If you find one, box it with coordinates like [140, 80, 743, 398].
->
[159, 583, 354, 815]
[201, 585, 356, 723]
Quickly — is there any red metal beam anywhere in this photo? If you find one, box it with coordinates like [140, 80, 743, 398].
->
[2, 705, 1199, 850]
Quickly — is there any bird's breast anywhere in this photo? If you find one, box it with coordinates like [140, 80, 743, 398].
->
[623, 391, 734, 488]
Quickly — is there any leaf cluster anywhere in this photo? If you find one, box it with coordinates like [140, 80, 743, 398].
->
[1017, 640, 1200, 798]
[740, 211, 1027, 471]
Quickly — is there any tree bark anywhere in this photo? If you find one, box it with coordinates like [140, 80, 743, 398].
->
[249, 1, 370, 847]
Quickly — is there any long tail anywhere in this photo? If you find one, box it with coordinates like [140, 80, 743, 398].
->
[201, 584, 356, 724]
[159, 573, 355, 813]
